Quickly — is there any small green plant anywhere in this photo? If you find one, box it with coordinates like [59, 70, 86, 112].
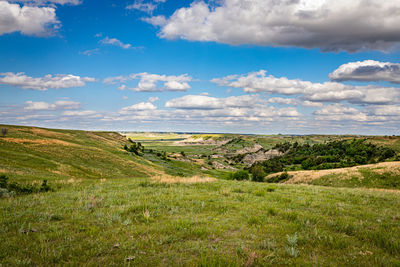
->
[286, 233, 299, 257]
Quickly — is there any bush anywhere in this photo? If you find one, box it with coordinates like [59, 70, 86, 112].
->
[40, 180, 51, 192]
[0, 175, 51, 195]
[232, 170, 249, 181]
[251, 165, 266, 182]
[267, 172, 291, 183]
[0, 174, 8, 188]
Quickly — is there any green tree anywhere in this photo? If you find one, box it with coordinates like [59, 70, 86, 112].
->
[251, 165, 265, 182]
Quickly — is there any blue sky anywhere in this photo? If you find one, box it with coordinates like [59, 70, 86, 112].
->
[1, 0, 400, 134]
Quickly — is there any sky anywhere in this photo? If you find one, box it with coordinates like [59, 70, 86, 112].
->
[1, 0, 400, 135]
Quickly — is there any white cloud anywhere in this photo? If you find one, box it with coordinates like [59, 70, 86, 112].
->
[25, 100, 80, 110]
[127, 0, 166, 14]
[99, 37, 132, 49]
[9, 0, 81, 5]
[119, 102, 157, 114]
[313, 104, 368, 122]
[146, 0, 400, 52]
[267, 97, 298, 106]
[148, 96, 159, 102]
[302, 101, 323, 107]
[80, 48, 100, 56]
[0, 1, 59, 36]
[104, 72, 192, 92]
[62, 110, 98, 116]
[165, 95, 259, 110]
[372, 105, 400, 116]
[330, 60, 400, 84]
[0, 72, 96, 90]
[212, 70, 400, 105]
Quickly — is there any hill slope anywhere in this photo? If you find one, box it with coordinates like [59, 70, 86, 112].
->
[0, 125, 160, 183]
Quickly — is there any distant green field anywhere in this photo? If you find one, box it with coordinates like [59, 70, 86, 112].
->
[1, 125, 400, 265]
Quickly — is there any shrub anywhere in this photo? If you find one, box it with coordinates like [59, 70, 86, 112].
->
[232, 170, 249, 181]
[0, 175, 51, 195]
[1, 128, 7, 137]
[0, 174, 8, 188]
[40, 180, 51, 192]
[251, 165, 266, 182]
[267, 172, 291, 183]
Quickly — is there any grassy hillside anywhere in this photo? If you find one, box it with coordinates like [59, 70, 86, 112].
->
[1, 125, 400, 265]
[0, 124, 160, 183]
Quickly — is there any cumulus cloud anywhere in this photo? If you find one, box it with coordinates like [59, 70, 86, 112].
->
[146, 0, 400, 52]
[330, 60, 400, 84]
[119, 102, 157, 114]
[165, 95, 259, 110]
[99, 37, 133, 50]
[212, 70, 400, 105]
[267, 97, 298, 106]
[371, 105, 400, 116]
[0, 72, 96, 90]
[313, 104, 368, 121]
[62, 110, 98, 117]
[104, 72, 192, 92]
[0, 1, 59, 36]
[25, 100, 80, 110]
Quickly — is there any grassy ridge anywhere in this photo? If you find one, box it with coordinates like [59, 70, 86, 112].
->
[0, 125, 159, 183]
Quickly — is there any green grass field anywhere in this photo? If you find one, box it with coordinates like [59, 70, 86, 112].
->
[1, 125, 400, 266]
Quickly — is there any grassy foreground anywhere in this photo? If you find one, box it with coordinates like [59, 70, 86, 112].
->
[1, 179, 400, 266]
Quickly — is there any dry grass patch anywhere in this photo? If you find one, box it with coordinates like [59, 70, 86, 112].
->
[2, 137, 78, 147]
[152, 174, 216, 184]
[271, 161, 400, 184]
[30, 128, 72, 139]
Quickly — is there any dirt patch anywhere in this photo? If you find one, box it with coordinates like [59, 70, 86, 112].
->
[174, 137, 232, 146]
[242, 149, 283, 166]
[152, 174, 215, 184]
[0, 168, 25, 175]
[275, 161, 400, 184]
[2, 137, 78, 147]
[236, 144, 263, 155]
